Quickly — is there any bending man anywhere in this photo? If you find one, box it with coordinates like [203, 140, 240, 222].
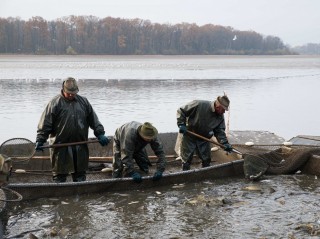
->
[112, 121, 166, 183]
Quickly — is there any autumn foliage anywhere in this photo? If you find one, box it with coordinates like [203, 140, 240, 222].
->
[0, 16, 293, 55]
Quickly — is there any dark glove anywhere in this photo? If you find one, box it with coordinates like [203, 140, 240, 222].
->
[98, 135, 109, 146]
[223, 143, 233, 153]
[35, 141, 44, 152]
[178, 124, 187, 134]
[152, 170, 163, 181]
[130, 171, 142, 183]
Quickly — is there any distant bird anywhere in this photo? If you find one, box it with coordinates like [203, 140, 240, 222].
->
[233, 35, 237, 41]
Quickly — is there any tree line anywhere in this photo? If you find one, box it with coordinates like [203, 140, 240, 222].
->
[0, 16, 294, 55]
[292, 43, 320, 55]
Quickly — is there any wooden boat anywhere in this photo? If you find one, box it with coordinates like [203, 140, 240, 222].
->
[3, 131, 320, 201]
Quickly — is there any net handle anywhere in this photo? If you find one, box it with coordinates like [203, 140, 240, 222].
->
[186, 130, 243, 155]
[41, 139, 99, 148]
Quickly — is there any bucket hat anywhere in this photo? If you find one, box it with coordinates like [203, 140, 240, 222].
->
[217, 95, 230, 111]
[63, 77, 79, 94]
[138, 122, 158, 140]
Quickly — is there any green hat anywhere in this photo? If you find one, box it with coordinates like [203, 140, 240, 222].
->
[138, 122, 158, 140]
[217, 95, 230, 111]
[63, 77, 79, 94]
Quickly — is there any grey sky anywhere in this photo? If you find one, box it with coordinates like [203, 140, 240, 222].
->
[1, 0, 319, 46]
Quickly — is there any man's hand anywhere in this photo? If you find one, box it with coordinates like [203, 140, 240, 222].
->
[35, 142, 44, 152]
[223, 142, 233, 153]
[178, 125, 187, 134]
[98, 135, 109, 146]
[130, 171, 142, 183]
[152, 170, 163, 181]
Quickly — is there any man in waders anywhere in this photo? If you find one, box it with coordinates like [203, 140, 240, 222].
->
[35, 77, 110, 182]
[177, 94, 233, 170]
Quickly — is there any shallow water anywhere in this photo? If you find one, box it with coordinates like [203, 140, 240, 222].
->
[2, 175, 320, 238]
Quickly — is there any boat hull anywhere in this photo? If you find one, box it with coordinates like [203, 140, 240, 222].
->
[8, 160, 244, 200]
[8, 130, 313, 201]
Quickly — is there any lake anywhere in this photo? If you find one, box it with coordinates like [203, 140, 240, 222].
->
[0, 55, 320, 143]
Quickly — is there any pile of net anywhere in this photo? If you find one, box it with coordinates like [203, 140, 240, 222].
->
[236, 145, 320, 180]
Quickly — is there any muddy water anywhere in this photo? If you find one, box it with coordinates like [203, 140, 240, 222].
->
[2, 175, 320, 238]
[1, 55, 320, 238]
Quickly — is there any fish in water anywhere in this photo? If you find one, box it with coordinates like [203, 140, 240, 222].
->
[242, 184, 276, 194]
[184, 194, 225, 207]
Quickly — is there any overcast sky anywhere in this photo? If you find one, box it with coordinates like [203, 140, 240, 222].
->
[1, 0, 319, 46]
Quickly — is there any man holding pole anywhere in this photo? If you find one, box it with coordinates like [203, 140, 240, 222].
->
[35, 77, 110, 182]
[176, 94, 233, 171]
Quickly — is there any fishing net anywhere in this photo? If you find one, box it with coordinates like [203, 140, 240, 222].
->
[233, 143, 320, 180]
[0, 138, 35, 164]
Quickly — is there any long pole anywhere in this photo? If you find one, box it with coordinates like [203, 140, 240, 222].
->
[41, 140, 99, 148]
[186, 130, 242, 155]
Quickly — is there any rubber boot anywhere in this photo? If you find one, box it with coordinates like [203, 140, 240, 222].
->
[72, 172, 86, 182]
[53, 174, 67, 183]
[182, 162, 190, 171]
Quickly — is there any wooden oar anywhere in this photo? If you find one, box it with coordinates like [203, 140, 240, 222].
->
[186, 130, 242, 155]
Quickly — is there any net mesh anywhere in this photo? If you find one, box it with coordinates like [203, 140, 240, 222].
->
[233, 144, 320, 180]
[0, 138, 35, 163]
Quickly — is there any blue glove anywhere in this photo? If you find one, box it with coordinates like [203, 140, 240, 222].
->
[98, 135, 109, 146]
[178, 124, 187, 134]
[223, 143, 233, 153]
[152, 171, 163, 181]
[130, 171, 142, 183]
[35, 141, 44, 151]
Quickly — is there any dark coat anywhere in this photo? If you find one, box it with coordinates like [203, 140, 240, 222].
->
[113, 121, 166, 174]
[36, 92, 105, 174]
[177, 100, 228, 143]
